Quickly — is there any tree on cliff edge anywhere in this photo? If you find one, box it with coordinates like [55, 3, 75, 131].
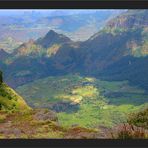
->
[0, 70, 3, 84]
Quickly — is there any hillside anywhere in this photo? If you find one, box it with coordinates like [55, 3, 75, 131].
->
[0, 30, 74, 88]
[99, 56, 148, 90]
[96, 10, 148, 90]
[80, 10, 148, 69]
[0, 70, 30, 112]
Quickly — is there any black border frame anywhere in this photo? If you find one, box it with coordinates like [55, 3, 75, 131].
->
[0, 0, 147, 9]
[0, 139, 148, 147]
[0, 0, 148, 148]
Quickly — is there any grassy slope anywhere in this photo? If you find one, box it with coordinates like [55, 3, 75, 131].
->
[16, 75, 148, 128]
[0, 83, 30, 112]
[0, 108, 98, 139]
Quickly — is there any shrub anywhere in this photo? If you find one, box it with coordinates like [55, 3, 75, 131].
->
[111, 123, 148, 139]
[0, 114, 6, 123]
[128, 108, 148, 129]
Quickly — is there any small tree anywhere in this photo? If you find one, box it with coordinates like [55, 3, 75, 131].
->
[0, 70, 3, 84]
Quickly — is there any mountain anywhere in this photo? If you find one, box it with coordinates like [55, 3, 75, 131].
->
[1, 10, 148, 91]
[1, 30, 73, 87]
[36, 30, 72, 48]
[96, 10, 148, 90]
[79, 10, 147, 71]
[0, 30, 73, 71]
[4, 56, 52, 88]
[12, 30, 72, 58]
[0, 70, 30, 111]
[49, 10, 147, 70]
[48, 10, 148, 90]
[100, 56, 148, 90]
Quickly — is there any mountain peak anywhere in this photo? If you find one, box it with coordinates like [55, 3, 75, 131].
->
[45, 30, 70, 40]
[36, 30, 71, 48]
[48, 30, 57, 34]
[45, 30, 59, 38]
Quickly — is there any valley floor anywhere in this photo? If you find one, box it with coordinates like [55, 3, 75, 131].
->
[16, 75, 148, 129]
[0, 74, 148, 139]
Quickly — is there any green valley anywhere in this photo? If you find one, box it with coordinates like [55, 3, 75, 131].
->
[16, 75, 148, 128]
[0, 72, 98, 139]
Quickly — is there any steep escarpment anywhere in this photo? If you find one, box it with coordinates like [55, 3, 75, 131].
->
[78, 10, 148, 73]
[106, 10, 147, 30]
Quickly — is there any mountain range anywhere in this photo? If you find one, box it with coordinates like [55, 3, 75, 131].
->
[0, 10, 123, 53]
[0, 10, 147, 91]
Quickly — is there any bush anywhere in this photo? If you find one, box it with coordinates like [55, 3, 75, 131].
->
[128, 108, 148, 129]
[0, 114, 6, 123]
[111, 124, 148, 139]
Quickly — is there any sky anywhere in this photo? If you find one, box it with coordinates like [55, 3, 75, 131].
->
[0, 9, 125, 17]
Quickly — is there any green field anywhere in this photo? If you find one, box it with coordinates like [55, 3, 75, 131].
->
[16, 74, 148, 128]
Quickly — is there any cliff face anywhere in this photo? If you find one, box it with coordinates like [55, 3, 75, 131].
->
[106, 10, 148, 30]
